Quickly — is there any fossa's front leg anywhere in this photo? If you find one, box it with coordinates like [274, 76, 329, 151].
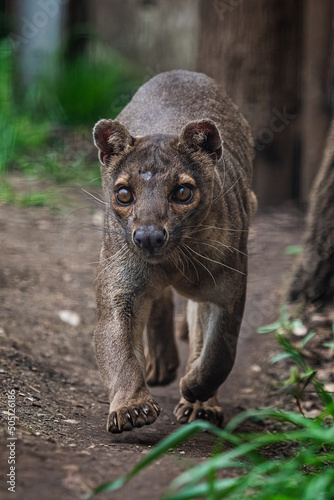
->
[94, 276, 160, 433]
[175, 285, 246, 427]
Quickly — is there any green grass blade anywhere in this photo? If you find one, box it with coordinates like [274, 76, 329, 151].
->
[257, 321, 280, 334]
[163, 477, 240, 500]
[304, 471, 334, 500]
[85, 421, 221, 498]
[271, 352, 292, 364]
[300, 330, 315, 348]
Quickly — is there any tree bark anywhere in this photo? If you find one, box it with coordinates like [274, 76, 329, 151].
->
[90, 0, 200, 71]
[299, 0, 333, 202]
[288, 120, 334, 310]
[197, 0, 302, 206]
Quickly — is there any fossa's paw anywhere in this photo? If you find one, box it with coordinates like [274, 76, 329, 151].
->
[146, 354, 178, 386]
[174, 397, 224, 427]
[107, 400, 161, 433]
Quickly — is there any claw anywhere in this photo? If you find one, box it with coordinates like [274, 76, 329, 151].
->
[142, 404, 149, 415]
[108, 412, 121, 433]
[174, 403, 181, 413]
[153, 403, 160, 414]
[183, 407, 192, 417]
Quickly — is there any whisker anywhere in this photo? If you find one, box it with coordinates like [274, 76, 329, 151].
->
[81, 188, 107, 207]
[185, 224, 248, 233]
[171, 251, 196, 285]
[94, 244, 129, 282]
[89, 176, 102, 184]
[222, 174, 242, 197]
[72, 223, 124, 239]
[212, 157, 226, 203]
[182, 244, 217, 286]
[95, 249, 130, 283]
[62, 206, 106, 225]
[176, 247, 198, 284]
[175, 248, 186, 275]
[183, 243, 245, 276]
[178, 245, 200, 283]
[222, 155, 227, 192]
[185, 236, 248, 257]
[88, 252, 124, 265]
[102, 227, 127, 237]
[174, 210, 194, 229]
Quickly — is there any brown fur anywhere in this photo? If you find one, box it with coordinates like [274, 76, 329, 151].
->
[92, 70, 256, 433]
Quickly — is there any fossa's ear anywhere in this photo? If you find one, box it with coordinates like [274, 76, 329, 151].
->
[93, 119, 133, 165]
[180, 119, 223, 160]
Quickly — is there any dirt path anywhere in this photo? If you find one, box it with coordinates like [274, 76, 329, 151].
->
[0, 179, 305, 499]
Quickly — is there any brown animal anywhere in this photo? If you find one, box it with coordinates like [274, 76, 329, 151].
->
[92, 70, 256, 433]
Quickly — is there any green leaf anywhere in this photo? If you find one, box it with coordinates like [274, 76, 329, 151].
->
[285, 245, 302, 256]
[163, 477, 240, 500]
[270, 352, 292, 364]
[323, 342, 334, 350]
[300, 331, 315, 348]
[257, 321, 280, 334]
[276, 335, 307, 370]
[301, 371, 317, 392]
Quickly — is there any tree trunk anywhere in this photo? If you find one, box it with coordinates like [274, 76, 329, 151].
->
[299, 0, 333, 202]
[90, 0, 200, 71]
[288, 120, 334, 311]
[197, 0, 302, 206]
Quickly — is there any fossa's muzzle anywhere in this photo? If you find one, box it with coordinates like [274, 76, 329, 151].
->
[133, 225, 168, 253]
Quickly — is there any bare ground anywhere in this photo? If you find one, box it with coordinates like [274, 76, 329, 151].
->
[0, 178, 308, 499]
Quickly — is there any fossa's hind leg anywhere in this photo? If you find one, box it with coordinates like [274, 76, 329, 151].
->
[145, 287, 179, 386]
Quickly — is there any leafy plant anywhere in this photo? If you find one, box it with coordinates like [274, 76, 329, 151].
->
[0, 181, 68, 209]
[257, 306, 333, 412]
[0, 38, 143, 189]
[257, 304, 294, 335]
[86, 406, 334, 499]
[21, 50, 143, 127]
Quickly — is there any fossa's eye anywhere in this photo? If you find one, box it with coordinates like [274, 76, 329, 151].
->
[115, 186, 134, 206]
[172, 184, 193, 204]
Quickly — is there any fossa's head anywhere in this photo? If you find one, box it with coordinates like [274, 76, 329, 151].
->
[93, 119, 223, 263]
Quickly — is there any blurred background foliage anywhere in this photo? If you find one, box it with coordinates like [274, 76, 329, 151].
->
[0, 0, 333, 207]
[0, 2, 145, 205]
[0, 42, 142, 180]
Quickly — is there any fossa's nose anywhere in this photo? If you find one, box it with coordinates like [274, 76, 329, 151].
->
[133, 225, 167, 251]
